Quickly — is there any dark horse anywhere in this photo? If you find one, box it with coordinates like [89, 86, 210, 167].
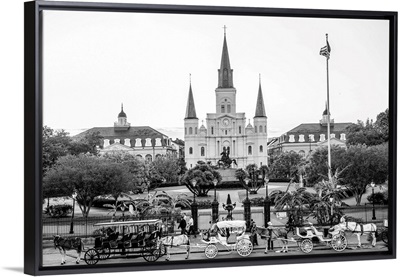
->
[53, 235, 84, 265]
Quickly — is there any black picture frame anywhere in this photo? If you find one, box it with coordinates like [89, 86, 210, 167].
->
[24, 1, 397, 275]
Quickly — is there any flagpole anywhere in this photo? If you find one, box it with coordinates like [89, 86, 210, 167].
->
[325, 33, 332, 184]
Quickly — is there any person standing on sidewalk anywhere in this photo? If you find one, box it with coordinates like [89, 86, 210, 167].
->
[265, 221, 275, 254]
[178, 216, 187, 235]
[187, 215, 196, 238]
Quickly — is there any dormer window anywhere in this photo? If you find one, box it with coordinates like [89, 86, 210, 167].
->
[299, 134, 305, 142]
[340, 133, 346, 140]
[289, 135, 295, 142]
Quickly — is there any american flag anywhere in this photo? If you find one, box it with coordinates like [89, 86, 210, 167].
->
[320, 39, 331, 59]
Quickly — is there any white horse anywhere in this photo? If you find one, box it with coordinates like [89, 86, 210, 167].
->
[53, 235, 84, 265]
[159, 234, 190, 261]
[336, 216, 377, 248]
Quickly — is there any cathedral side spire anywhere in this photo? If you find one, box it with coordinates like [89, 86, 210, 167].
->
[218, 26, 234, 88]
[254, 76, 267, 118]
[185, 81, 197, 119]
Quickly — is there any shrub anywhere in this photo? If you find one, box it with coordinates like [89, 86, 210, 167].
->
[367, 191, 388, 205]
[177, 198, 213, 210]
[45, 204, 73, 218]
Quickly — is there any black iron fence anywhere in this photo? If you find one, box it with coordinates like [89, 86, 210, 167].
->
[42, 214, 182, 239]
[42, 205, 388, 239]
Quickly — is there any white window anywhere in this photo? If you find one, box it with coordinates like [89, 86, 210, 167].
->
[103, 139, 110, 147]
[298, 134, 305, 142]
[320, 134, 326, 141]
[309, 134, 315, 142]
[340, 133, 346, 140]
[145, 138, 152, 146]
[289, 135, 295, 142]
[330, 133, 336, 138]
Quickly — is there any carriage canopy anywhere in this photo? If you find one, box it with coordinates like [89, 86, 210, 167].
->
[216, 220, 247, 229]
[94, 219, 162, 227]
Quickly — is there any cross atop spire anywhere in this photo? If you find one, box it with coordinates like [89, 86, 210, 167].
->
[218, 26, 234, 88]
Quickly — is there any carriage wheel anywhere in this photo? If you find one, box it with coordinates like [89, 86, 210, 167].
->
[142, 246, 159, 262]
[204, 244, 218, 259]
[300, 239, 313, 253]
[236, 239, 253, 257]
[84, 248, 100, 265]
[98, 248, 111, 260]
[331, 234, 347, 252]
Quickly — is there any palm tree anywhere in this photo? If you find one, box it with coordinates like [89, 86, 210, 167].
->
[270, 181, 313, 226]
[308, 169, 349, 225]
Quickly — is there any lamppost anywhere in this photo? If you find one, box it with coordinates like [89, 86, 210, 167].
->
[243, 177, 251, 231]
[212, 178, 219, 222]
[69, 191, 77, 234]
[264, 177, 270, 226]
[329, 196, 334, 226]
[190, 179, 198, 233]
[371, 181, 376, 220]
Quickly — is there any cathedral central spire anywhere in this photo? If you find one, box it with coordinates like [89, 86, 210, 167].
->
[218, 26, 234, 88]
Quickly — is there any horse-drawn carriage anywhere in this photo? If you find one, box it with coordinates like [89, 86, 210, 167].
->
[256, 222, 347, 254]
[293, 222, 347, 253]
[200, 220, 253, 259]
[84, 219, 166, 265]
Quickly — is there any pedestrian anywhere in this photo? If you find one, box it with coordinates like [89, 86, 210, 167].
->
[178, 215, 187, 235]
[250, 220, 258, 246]
[285, 214, 295, 235]
[187, 215, 196, 238]
[265, 221, 275, 254]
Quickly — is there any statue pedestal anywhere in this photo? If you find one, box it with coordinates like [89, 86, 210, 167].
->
[217, 168, 237, 182]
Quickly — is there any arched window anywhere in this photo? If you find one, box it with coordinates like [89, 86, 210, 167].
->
[299, 150, 306, 158]
[211, 127, 214, 135]
[189, 127, 193, 135]
[136, 155, 143, 159]
[239, 126, 242, 134]
[248, 146, 252, 155]
[221, 105, 225, 113]
[264, 125, 267, 133]
[155, 154, 162, 159]
[259, 145, 263, 153]
[201, 147, 205, 156]
[145, 154, 152, 162]
[255, 127, 257, 133]
[195, 127, 198, 134]
[185, 128, 187, 135]
[259, 126, 262, 133]
[225, 130, 227, 135]
[227, 105, 231, 113]
[189, 147, 193, 154]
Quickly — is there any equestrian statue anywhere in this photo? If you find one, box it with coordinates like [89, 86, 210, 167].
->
[217, 147, 237, 169]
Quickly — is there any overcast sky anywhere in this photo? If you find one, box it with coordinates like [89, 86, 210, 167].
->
[42, 10, 389, 139]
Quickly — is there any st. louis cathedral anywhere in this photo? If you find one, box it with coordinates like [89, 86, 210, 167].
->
[184, 30, 268, 169]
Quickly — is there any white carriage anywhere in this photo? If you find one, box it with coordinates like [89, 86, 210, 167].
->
[294, 223, 348, 253]
[200, 220, 253, 259]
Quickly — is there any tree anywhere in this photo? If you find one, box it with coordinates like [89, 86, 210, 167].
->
[305, 146, 346, 185]
[270, 183, 313, 226]
[235, 164, 269, 194]
[151, 156, 180, 183]
[43, 154, 131, 218]
[69, 131, 103, 155]
[42, 127, 103, 174]
[307, 171, 349, 225]
[179, 163, 222, 197]
[269, 152, 303, 179]
[42, 126, 72, 173]
[102, 152, 147, 193]
[346, 109, 389, 146]
[338, 143, 388, 205]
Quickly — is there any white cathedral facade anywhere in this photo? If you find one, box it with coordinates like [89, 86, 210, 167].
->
[184, 31, 268, 169]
